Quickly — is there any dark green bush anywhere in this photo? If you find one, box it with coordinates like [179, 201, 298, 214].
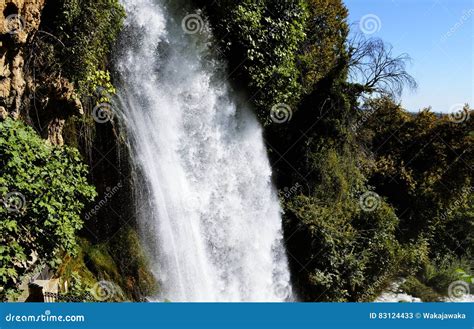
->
[0, 118, 96, 300]
[399, 276, 441, 302]
[282, 145, 404, 301]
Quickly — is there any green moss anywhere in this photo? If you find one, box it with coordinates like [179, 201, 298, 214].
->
[83, 242, 122, 283]
[57, 227, 157, 301]
[57, 240, 99, 289]
[108, 226, 159, 299]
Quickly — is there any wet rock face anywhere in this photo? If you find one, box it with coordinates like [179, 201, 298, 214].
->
[0, 0, 45, 119]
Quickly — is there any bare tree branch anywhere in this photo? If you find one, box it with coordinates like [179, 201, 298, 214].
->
[347, 35, 417, 97]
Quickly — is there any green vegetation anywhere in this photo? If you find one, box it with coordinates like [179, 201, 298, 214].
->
[400, 256, 473, 301]
[284, 192, 402, 301]
[399, 276, 441, 302]
[0, 118, 96, 301]
[25, 0, 124, 143]
[40, 0, 125, 94]
[57, 227, 157, 302]
[362, 99, 472, 243]
[85, 70, 117, 104]
[274, 82, 472, 301]
[196, 0, 349, 121]
[1, 0, 471, 303]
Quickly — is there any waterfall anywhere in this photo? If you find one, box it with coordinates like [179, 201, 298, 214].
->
[115, 0, 292, 302]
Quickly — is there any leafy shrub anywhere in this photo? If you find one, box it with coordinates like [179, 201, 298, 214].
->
[84, 70, 117, 103]
[298, 0, 349, 92]
[282, 145, 403, 301]
[0, 118, 96, 300]
[61, 272, 92, 301]
[431, 194, 474, 260]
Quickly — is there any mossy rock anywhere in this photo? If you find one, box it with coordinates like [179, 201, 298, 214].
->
[399, 276, 442, 302]
[108, 226, 159, 300]
[57, 227, 158, 301]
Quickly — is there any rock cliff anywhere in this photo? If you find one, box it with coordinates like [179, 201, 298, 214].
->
[0, 0, 82, 145]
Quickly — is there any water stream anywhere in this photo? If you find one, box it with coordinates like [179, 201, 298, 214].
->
[114, 0, 292, 302]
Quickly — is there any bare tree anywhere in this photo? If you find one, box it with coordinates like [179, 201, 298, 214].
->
[348, 35, 417, 97]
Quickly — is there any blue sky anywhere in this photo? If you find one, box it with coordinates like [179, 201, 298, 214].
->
[344, 0, 473, 113]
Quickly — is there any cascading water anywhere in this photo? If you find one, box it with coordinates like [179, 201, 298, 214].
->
[115, 0, 292, 302]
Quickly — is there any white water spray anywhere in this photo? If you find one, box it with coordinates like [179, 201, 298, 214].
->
[115, 0, 292, 301]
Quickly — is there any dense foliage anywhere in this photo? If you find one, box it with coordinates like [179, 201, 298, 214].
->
[283, 175, 403, 300]
[360, 101, 473, 299]
[361, 99, 473, 246]
[195, 0, 349, 121]
[24, 0, 124, 153]
[266, 75, 425, 300]
[0, 119, 96, 300]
